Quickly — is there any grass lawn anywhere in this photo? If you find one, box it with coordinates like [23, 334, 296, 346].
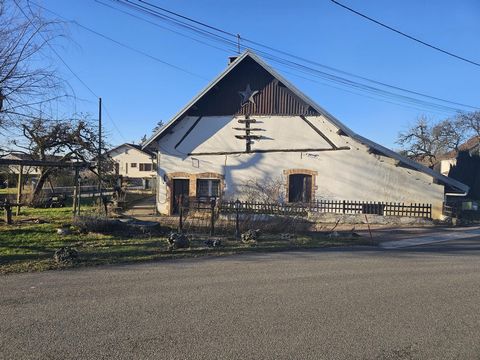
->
[0, 187, 20, 195]
[0, 204, 372, 274]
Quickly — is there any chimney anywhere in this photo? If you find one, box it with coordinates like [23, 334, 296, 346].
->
[228, 56, 238, 65]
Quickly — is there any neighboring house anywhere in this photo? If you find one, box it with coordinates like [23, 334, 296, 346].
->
[434, 159, 457, 177]
[143, 51, 468, 219]
[106, 143, 156, 189]
[3, 152, 63, 177]
[435, 136, 480, 200]
[434, 136, 480, 176]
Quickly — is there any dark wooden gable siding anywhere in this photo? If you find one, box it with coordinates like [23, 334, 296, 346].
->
[187, 56, 319, 117]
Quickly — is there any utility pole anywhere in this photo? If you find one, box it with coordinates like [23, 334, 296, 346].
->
[98, 97, 103, 199]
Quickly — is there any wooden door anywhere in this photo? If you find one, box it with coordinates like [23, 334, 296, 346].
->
[172, 179, 189, 214]
[288, 174, 312, 203]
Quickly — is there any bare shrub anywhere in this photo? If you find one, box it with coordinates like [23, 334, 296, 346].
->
[237, 176, 285, 203]
[213, 213, 312, 236]
[72, 215, 129, 234]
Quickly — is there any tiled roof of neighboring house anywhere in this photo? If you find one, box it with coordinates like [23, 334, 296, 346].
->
[438, 136, 480, 161]
[106, 143, 155, 157]
[4, 152, 64, 161]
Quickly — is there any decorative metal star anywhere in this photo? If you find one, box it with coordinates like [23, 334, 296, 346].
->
[238, 84, 259, 106]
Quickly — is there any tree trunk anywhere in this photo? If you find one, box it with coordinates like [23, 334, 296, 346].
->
[30, 169, 51, 205]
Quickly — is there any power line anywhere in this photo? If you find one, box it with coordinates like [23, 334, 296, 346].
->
[94, 0, 233, 57]
[117, 0, 478, 112]
[17, 0, 127, 141]
[29, 0, 208, 80]
[115, 0, 239, 51]
[109, 0, 479, 114]
[330, 0, 480, 68]
[28, 0, 480, 116]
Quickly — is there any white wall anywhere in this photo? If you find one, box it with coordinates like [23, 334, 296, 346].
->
[108, 146, 156, 178]
[155, 115, 445, 218]
[433, 159, 456, 176]
[4, 155, 41, 175]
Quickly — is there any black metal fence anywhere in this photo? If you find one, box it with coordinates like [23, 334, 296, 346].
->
[171, 198, 432, 237]
[220, 199, 432, 219]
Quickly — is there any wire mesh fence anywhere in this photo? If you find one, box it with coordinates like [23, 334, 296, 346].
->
[168, 198, 432, 238]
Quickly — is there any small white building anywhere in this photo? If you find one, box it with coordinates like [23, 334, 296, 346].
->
[106, 143, 156, 189]
[143, 51, 468, 219]
[3, 153, 64, 177]
[433, 159, 457, 177]
[434, 136, 480, 176]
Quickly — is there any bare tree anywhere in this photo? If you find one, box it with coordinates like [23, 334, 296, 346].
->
[397, 115, 469, 166]
[397, 116, 441, 166]
[456, 111, 480, 139]
[11, 115, 102, 204]
[434, 117, 467, 152]
[0, 0, 64, 131]
[239, 177, 286, 203]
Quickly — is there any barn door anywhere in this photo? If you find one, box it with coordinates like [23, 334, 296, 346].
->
[288, 174, 312, 203]
[172, 179, 189, 215]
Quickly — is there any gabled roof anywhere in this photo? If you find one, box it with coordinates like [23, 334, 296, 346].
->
[107, 143, 154, 157]
[4, 152, 63, 161]
[143, 50, 468, 194]
[439, 136, 480, 161]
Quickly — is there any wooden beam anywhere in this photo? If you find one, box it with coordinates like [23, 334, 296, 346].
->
[174, 116, 203, 149]
[16, 165, 23, 216]
[188, 147, 350, 156]
[73, 167, 79, 216]
[232, 127, 264, 131]
[299, 115, 338, 150]
[0, 159, 89, 168]
[234, 135, 262, 140]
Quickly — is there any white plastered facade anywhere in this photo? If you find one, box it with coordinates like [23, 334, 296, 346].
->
[108, 145, 156, 179]
[154, 114, 445, 219]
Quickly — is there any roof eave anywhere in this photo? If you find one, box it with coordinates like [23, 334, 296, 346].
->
[142, 50, 469, 193]
[142, 51, 253, 149]
[108, 143, 154, 157]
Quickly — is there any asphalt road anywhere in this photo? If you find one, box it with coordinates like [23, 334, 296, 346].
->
[2, 238, 480, 359]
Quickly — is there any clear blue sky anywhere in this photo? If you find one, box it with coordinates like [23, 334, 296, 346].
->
[38, 0, 480, 148]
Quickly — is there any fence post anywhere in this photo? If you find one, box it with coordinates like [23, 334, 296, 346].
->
[4, 199, 12, 225]
[16, 165, 23, 216]
[178, 195, 183, 233]
[210, 198, 216, 236]
[77, 177, 82, 216]
[235, 199, 240, 240]
[102, 196, 108, 216]
[73, 167, 79, 216]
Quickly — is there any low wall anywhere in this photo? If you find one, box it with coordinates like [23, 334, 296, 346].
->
[308, 212, 433, 225]
[218, 212, 432, 225]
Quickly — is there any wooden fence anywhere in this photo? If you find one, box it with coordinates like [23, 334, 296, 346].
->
[219, 199, 432, 219]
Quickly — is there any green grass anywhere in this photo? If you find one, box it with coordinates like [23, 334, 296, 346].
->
[1, 205, 372, 274]
[0, 188, 19, 195]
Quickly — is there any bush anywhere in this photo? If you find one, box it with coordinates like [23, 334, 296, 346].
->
[72, 215, 129, 234]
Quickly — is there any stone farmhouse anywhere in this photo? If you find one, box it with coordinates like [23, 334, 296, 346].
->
[143, 51, 468, 219]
